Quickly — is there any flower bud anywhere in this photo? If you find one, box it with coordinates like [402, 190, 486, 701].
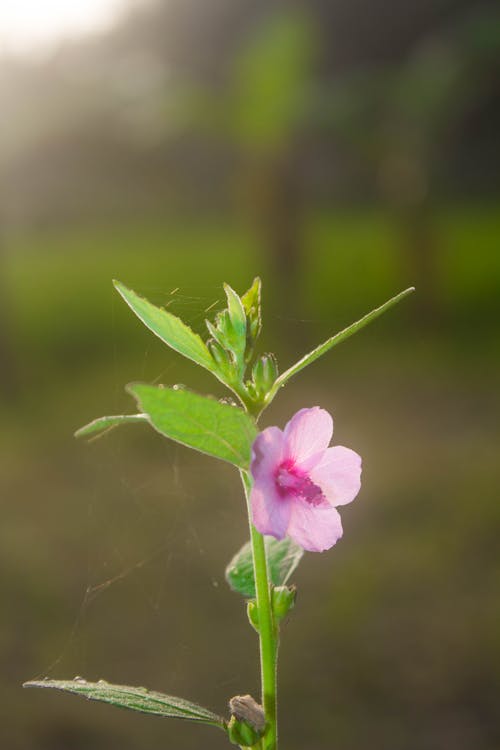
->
[271, 585, 296, 622]
[245, 380, 258, 401]
[210, 304, 246, 377]
[262, 352, 278, 385]
[252, 353, 278, 396]
[241, 277, 262, 359]
[227, 695, 266, 747]
[207, 339, 232, 375]
[206, 318, 223, 346]
[216, 308, 233, 339]
[227, 715, 261, 747]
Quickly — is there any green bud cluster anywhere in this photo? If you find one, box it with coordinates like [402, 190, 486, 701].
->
[206, 284, 247, 382]
[205, 277, 278, 414]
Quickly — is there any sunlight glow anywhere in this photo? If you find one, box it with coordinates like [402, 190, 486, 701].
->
[0, 0, 131, 56]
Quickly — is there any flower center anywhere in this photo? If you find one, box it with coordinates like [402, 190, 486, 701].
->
[275, 460, 324, 506]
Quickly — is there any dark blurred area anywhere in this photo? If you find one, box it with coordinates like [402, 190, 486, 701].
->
[1, 1, 499, 749]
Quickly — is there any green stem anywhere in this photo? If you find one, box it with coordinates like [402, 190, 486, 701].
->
[240, 470, 278, 750]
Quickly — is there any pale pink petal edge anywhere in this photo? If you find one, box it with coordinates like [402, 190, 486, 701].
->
[283, 407, 333, 463]
[286, 499, 343, 552]
[310, 445, 362, 507]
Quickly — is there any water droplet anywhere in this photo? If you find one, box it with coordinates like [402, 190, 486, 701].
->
[97, 679, 108, 685]
[74, 676, 86, 683]
[173, 383, 186, 391]
[219, 397, 237, 406]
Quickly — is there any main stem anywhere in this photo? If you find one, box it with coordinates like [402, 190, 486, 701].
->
[240, 470, 278, 750]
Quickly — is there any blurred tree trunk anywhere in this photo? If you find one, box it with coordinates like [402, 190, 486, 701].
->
[244, 149, 304, 333]
[379, 152, 439, 325]
[399, 202, 439, 325]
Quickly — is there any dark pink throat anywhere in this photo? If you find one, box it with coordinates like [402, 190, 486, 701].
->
[275, 459, 324, 506]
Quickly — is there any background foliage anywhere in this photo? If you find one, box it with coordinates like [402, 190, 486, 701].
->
[1, 1, 499, 749]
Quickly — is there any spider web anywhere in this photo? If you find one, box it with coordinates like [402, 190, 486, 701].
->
[36, 286, 228, 682]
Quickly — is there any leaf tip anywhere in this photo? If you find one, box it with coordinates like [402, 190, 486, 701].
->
[23, 680, 41, 689]
[74, 421, 100, 440]
[125, 381, 141, 396]
[113, 279, 132, 299]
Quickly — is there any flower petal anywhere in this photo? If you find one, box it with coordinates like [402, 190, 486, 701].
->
[250, 426, 291, 539]
[251, 482, 292, 539]
[251, 426, 284, 482]
[309, 446, 362, 507]
[286, 499, 343, 552]
[283, 407, 333, 463]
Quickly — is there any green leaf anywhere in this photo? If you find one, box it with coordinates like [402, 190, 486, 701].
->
[75, 414, 148, 439]
[264, 287, 415, 409]
[128, 384, 257, 468]
[226, 536, 304, 598]
[23, 679, 225, 728]
[113, 281, 214, 373]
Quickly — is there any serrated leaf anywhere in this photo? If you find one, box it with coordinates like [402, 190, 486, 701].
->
[23, 679, 225, 728]
[128, 384, 257, 468]
[226, 536, 304, 598]
[75, 414, 148, 439]
[264, 287, 414, 409]
[114, 281, 214, 373]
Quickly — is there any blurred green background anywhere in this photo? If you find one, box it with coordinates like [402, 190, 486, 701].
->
[1, 1, 499, 749]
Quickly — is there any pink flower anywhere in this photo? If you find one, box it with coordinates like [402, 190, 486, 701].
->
[250, 407, 362, 552]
